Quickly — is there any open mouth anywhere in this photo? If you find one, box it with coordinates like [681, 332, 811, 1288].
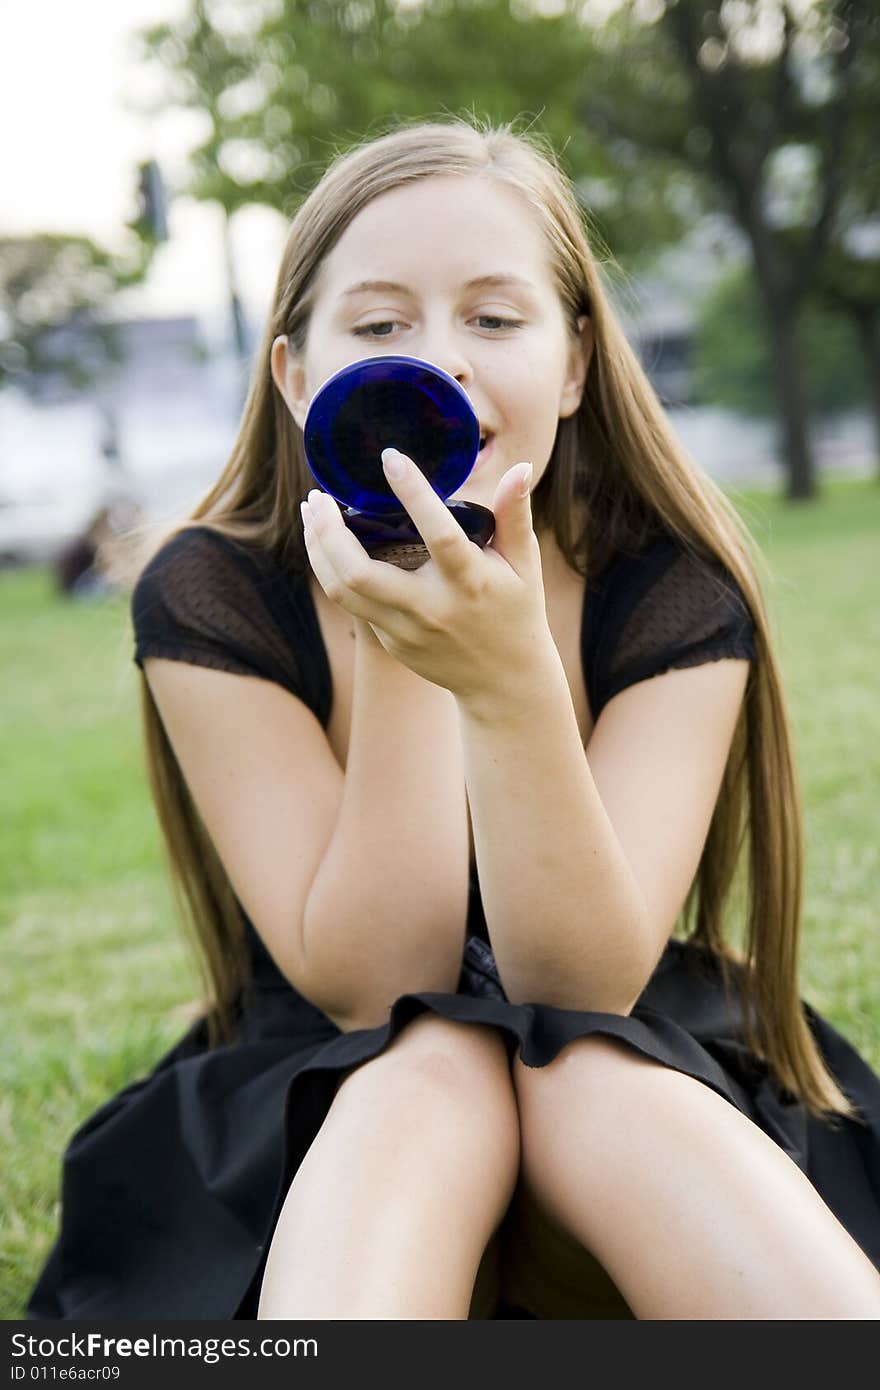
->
[478, 432, 494, 456]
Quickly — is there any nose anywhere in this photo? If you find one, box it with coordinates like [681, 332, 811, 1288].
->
[417, 316, 474, 387]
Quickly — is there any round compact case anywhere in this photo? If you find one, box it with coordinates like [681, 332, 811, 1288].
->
[303, 355, 496, 569]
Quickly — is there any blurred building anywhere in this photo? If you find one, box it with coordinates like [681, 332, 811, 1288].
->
[0, 314, 245, 566]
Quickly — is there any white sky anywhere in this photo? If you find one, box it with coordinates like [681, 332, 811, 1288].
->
[1, 0, 288, 326]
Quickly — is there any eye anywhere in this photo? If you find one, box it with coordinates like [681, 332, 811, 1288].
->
[475, 316, 524, 331]
[352, 321, 401, 338]
[352, 315, 525, 340]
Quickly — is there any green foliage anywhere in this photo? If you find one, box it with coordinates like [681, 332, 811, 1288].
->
[691, 262, 871, 416]
[576, 0, 880, 488]
[128, 1, 880, 493]
[0, 233, 152, 394]
[131, 0, 696, 267]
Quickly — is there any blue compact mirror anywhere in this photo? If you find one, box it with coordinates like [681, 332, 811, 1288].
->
[302, 355, 495, 569]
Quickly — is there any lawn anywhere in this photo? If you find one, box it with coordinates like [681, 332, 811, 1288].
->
[2, 474, 878, 1319]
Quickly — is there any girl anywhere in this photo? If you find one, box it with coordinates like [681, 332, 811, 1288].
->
[28, 116, 880, 1321]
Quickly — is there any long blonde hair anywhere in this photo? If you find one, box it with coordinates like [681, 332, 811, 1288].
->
[113, 114, 859, 1123]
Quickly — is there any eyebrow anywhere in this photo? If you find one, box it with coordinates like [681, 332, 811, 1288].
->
[338, 274, 540, 299]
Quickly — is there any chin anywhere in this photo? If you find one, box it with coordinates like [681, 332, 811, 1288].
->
[449, 493, 492, 514]
[449, 476, 497, 508]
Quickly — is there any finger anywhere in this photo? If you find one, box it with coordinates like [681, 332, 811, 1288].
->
[488, 462, 536, 579]
[300, 499, 349, 605]
[381, 448, 475, 578]
[301, 496, 377, 615]
[301, 492, 411, 627]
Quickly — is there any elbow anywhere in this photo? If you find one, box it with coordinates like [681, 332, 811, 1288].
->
[500, 932, 656, 1018]
[294, 942, 380, 1034]
[298, 906, 465, 1035]
[320, 1003, 391, 1035]
[600, 949, 656, 1018]
[304, 971, 457, 1037]
[588, 946, 659, 1018]
[581, 906, 659, 1017]
[503, 980, 643, 1017]
[293, 964, 388, 1036]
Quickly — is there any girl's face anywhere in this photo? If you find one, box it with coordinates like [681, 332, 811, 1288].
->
[271, 173, 593, 512]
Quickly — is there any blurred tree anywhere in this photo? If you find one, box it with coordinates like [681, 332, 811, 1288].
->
[135, 160, 170, 243]
[752, 2, 880, 477]
[0, 233, 151, 396]
[130, 1, 704, 317]
[131, 0, 879, 497]
[813, 226, 880, 479]
[574, 0, 879, 500]
[791, 23, 880, 479]
[691, 258, 869, 415]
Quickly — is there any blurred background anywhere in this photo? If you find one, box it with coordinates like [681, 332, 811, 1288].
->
[2, 0, 878, 570]
[2, 0, 878, 1318]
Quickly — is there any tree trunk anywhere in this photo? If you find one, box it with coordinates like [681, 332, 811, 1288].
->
[762, 300, 818, 500]
[851, 307, 880, 484]
[221, 209, 248, 363]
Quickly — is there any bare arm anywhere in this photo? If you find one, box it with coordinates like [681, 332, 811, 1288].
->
[143, 617, 469, 1037]
[456, 642, 651, 1014]
[456, 645, 749, 1016]
[302, 617, 471, 1030]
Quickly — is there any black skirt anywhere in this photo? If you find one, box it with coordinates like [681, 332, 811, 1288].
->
[26, 934, 880, 1321]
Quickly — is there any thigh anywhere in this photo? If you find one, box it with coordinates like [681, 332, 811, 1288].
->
[329, 1014, 521, 1318]
[505, 1035, 651, 1319]
[499, 1174, 634, 1320]
[332, 1011, 522, 1312]
[513, 1031, 660, 1152]
[511, 1035, 880, 1319]
[512, 1032, 684, 1220]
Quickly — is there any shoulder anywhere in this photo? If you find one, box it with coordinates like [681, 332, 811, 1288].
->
[132, 523, 307, 628]
[133, 523, 273, 599]
[593, 525, 754, 633]
[595, 524, 744, 596]
[131, 523, 327, 714]
[586, 526, 758, 721]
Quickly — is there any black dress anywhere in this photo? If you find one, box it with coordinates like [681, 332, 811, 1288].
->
[26, 524, 880, 1320]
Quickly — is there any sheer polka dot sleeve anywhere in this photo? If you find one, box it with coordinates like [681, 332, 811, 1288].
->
[131, 525, 330, 722]
[586, 533, 757, 722]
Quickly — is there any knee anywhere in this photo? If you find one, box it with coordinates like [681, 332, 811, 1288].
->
[398, 1011, 514, 1085]
[335, 1012, 520, 1165]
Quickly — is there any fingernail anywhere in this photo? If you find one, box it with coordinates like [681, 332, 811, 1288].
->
[382, 448, 406, 480]
[517, 462, 533, 497]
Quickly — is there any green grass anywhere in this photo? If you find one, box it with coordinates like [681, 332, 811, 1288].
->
[726, 477, 880, 1039]
[3, 473, 879, 1318]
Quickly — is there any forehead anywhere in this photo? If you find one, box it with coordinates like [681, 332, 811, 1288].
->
[314, 174, 558, 300]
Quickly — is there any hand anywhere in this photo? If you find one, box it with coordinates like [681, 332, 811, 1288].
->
[300, 448, 554, 707]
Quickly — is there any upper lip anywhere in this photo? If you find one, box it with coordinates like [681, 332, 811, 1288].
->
[478, 425, 495, 444]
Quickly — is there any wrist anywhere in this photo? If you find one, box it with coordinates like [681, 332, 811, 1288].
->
[353, 616, 384, 647]
[353, 616, 458, 706]
[456, 636, 568, 728]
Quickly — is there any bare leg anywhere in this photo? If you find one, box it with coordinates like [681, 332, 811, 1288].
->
[513, 1037, 880, 1319]
[258, 1015, 520, 1319]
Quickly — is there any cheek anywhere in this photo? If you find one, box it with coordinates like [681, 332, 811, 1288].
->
[505, 377, 565, 447]
[487, 366, 536, 423]
[492, 345, 562, 411]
